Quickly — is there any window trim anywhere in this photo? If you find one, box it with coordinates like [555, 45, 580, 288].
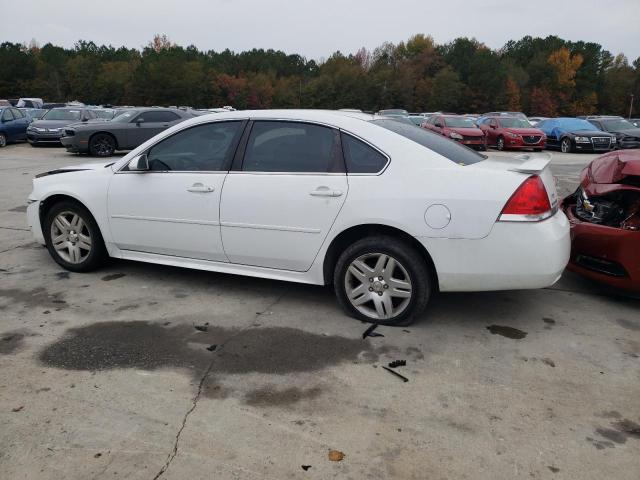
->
[117, 119, 248, 174]
[232, 119, 347, 175]
[339, 130, 390, 176]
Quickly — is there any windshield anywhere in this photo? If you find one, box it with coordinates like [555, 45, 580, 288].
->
[371, 119, 485, 166]
[112, 110, 140, 122]
[409, 116, 424, 126]
[499, 118, 532, 128]
[93, 109, 116, 119]
[444, 117, 476, 128]
[42, 109, 82, 121]
[600, 119, 635, 131]
[379, 109, 408, 117]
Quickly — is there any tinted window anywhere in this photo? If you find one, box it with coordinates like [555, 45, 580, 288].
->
[146, 121, 242, 171]
[137, 111, 180, 123]
[371, 119, 485, 166]
[11, 108, 24, 119]
[2, 109, 14, 121]
[243, 121, 341, 173]
[444, 116, 476, 128]
[341, 133, 388, 174]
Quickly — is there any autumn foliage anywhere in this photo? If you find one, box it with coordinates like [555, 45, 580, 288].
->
[0, 34, 638, 116]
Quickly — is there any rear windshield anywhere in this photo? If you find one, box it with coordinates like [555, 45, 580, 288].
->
[371, 119, 485, 166]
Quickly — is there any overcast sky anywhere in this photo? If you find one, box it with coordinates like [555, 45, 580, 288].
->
[4, 0, 640, 61]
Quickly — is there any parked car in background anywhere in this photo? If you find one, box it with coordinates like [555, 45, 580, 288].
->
[0, 106, 30, 147]
[409, 115, 425, 126]
[528, 116, 548, 126]
[423, 114, 486, 150]
[630, 118, 640, 128]
[27, 109, 569, 325]
[377, 109, 409, 118]
[585, 116, 640, 150]
[0, 99, 12, 107]
[27, 107, 97, 145]
[16, 98, 44, 108]
[61, 107, 195, 156]
[537, 118, 616, 153]
[43, 103, 67, 109]
[482, 111, 528, 120]
[20, 108, 47, 120]
[477, 116, 546, 151]
[562, 150, 640, 292]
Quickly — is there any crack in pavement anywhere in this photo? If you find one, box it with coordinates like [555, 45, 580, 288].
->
[150, 292, 286, 480]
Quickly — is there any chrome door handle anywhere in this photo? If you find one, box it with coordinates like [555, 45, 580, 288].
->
[187, 183, 215, 193]
[309, 187, 343, 197]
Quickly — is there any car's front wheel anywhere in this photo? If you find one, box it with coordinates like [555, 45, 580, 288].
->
[560, 137, 572, 153]
[0, 133, 6, 148]
[89, 133, 116, 157]
[43, 201, 108, 272]
[334, 236, 431, 326]
[496, 136, 505, 151]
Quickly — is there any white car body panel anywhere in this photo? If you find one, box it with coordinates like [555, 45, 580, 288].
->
[27, 109, 570, 293]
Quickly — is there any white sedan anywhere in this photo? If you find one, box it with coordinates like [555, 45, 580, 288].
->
[27, 110, 570, 325]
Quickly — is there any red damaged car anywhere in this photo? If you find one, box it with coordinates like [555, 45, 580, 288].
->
[422, 114, 486, 150]
[562, 150, 640, 293]
[478, 116, 546, 151]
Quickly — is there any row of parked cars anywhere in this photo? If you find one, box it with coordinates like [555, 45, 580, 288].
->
[380, 109, 640, 154]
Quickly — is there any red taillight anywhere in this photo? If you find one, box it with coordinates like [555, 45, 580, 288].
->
[500, 175, 552, 221]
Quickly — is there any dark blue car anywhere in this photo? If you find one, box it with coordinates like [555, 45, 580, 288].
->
[536, 117, 617, 153]
[0, 106, 30, 147]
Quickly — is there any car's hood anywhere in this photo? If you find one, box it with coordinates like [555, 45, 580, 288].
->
[31, 119, 77, 129]
[450, 127, 483, 136]
[567, 129, 612, 136]
[61, 160, 115, 171]
[505, 128, 545, 135]
[580, 150, 640, 196]
[615, 128, 640, 137]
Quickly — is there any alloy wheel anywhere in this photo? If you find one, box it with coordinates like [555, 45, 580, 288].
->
[92, 136, 115, 156]
[50, 211, 92, 264]
[344, 252, 413, 320]
[496, 137, 504, 150]
[561, 138, 571, 153]
[0, 134, 6, 147]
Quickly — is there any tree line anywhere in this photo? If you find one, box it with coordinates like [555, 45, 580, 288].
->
[1, 34, 638, 116]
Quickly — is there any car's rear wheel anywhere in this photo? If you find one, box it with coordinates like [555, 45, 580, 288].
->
[560, 137, 572, 153]
[0, 133, 6, 148]
[496, 136, 505, 151]
[89, 133, 116, 157]
[43, 200, 108, 272]
[334, 236, 431, 326]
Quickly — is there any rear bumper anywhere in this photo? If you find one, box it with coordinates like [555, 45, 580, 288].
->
[563, 204, 640, 293]
[417, 211, 570, 292]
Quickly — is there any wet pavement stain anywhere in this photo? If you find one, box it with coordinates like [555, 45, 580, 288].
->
[244, 386, 323, 407]
[38, 321, 383, 405]
[590, 418, 640, 447]
[55, 272, 70, 280]
[616, 318, 640, 331]
[101, 273, 126, 281]
[8, 205, 27, 213]
[1, 331, 26, 355]
[0, 287, 66, 311]
[486, 325, 527, 340]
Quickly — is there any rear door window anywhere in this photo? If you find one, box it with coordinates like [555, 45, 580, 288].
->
[2, 109, 14, 121]
[341, 133, 388, 174]
[242, 121, 342, 173]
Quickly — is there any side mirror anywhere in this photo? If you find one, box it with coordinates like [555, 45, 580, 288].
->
[135, 118, 144, 126]
[128, 154, 149, 171]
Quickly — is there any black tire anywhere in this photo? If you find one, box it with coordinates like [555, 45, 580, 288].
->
[0, 133, 6, 148]
[43, 200, 108, 272]
[496, 136, 505, 151]
[333, 236, 431, 326]
[89, 133, 116, 157]
[560, 137, 573, 153]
